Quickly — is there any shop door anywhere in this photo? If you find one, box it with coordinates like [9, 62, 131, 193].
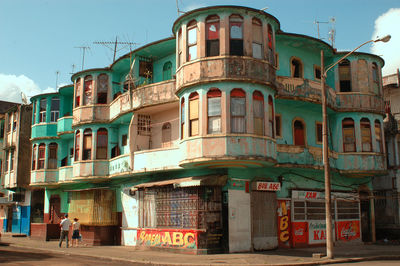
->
[360, 191, 371, 242]
[7, 207, 13, 232]
[49, 196, 61, 224]
[251, 191, 278, 250]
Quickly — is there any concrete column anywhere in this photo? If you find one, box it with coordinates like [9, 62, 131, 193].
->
[93, 128, 97, 160]
[220, 15, 229, 56]
[243, 16, 252, 57]
[198, 19, 206, 59]
[182, 24, 187, 64]
[201, 92, 207, 136]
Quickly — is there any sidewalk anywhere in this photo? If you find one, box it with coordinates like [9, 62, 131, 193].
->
[1, 235, 400, 265]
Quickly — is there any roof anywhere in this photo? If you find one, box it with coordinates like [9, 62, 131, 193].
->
[0, 100, 19, 114]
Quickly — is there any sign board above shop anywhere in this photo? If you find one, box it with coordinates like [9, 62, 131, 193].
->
[255, 182, 281, 191]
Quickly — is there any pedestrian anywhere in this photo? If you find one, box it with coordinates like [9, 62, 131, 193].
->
[59, 214, 71, 248]
[71, 218, 80, 247]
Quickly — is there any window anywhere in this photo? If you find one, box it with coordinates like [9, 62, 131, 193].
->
[206, 15, 220, 57]
[162, 61, 172, 81]
[7, 114, 11, 133]
[75, 78, 81, 107]
[50, 98, 60, 122]
[97, 74, 108, 104]
[231, 89, 246, 133]
[39, 99, 46, 123]
[122, 134, 128, 146]
[10, 150, 14, 171]
[372, 63, 380, 95]
[187, 20, 197, 61]
[178, 28, 183, 67]
[316, 122, 323, 144]
[137, 114, 151, 136]
[83, 129, 92, 160]
[48, 143, 58, 169]
[83, 75, 93, 105]
[229, 15, 243, 56]
[162, 123, 171, 147]
[291, 57, 303, 78]
[314, 65, 321, 80]
[275, 115, 281, 138]
[342, 118, 356, 152]
[375, 120, 382, 153]
[12, 112, 17, 131]
[0, 122, 4, 139]
[252, 18, 263, 59]
[339, 59, 351, 92]
[189, 92, 199, 136]
[32, 101, 36, 125]
[38, 144, 45, 169]
[75, 130, 80, 161]
[181, 98, 185, 139]
[32, 144, 37, 170]
[4, 151, 9, 172]
[139, 58, 153, 79]
[268, 24, 274, 64]
[207, 88, 221, 134]
[268, 96, 274, 137]
[96, 128, 108, 159]
[360, 118, 372, 152]
[293, 120, 305, 146]
[253, 91, 264, 135]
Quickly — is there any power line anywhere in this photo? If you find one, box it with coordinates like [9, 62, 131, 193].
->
[94, 36, 139, 63]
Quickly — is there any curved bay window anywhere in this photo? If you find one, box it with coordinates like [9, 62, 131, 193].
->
[268, 24, 274, 64]
[38, 143, 46, 169]
[189, 92, 199, 136]
[39, 98, 46, 123]
[372, 63, 380, 95]
[75, 78, 81, 107]
[162, 123, 171, 148]
[97, 74, 108, 104]
[207, 88, 221, 134]
[96, 128, 108, 159]
[253, 91, 264, 135]
[83, 129, 92, 160]
[48, 143, 58, 169]
[268, 96, 274, 137]
[375, 120, 382, 153]
[360, 118, 372, 152]
[293, 120, 305, 146]
[162, 61, 172, 81]
[291, 57, 303, 78]
[181, 98, 185, 139]
[187, 20, 197, 61]
[229, 14, 243, 56]
[252, 18, 263, 59]
[206, 15, 220, 57]
[75, 130, 80, 161]
[32, 144, 37, 170]
[231, 88, 246, 133]
[83, 75, 93, 105]
[339, 59, 351, 92]
[342, 118, 356, 152]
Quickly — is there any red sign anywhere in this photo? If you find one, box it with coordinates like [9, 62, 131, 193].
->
[137, 229, 198, 249]
[292, 222, 308, 246]
[336, 220, 360, 241]
[277, 200, 291, 248]
[257, 182, 281, 191]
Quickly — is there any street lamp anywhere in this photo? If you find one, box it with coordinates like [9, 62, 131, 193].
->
[320, 34, 390, 259]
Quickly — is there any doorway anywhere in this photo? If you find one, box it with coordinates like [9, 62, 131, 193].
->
[49, 195, 61, 224]
[360, 191, 371, 242]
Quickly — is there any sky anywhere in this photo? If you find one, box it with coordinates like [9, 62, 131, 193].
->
[1, 0, 399, 103]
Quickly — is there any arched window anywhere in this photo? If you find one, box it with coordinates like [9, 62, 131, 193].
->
[178, 28, 183, 67]
[339, 59, 351, 92]
[375, 120, 382, 153]
[50, 97, 59, 122]
[75, 78, 81, 107]
[181, 98, 185, 139]
[162, 123, 171, 147]
[32, 144, 37, 170]
[83, 129, 92, 160]
[231, 89, 246, 133]
[293, 120, 305, 146]
[291, 57, 303, 78]
[206, 15, 220, 57]
[252, 18, 263, 59]
[96, 128, 108, 159]
[207, 88, 221, 134]
[342, 118, 356, 152]
[360, 118, 372, 152]
[189, 92, 199, 136]
[48, 142, 58, 169]
[372, 63, 380, 95]
[97, 74, 108, 104]
[75, 130, 80, 161]
[187, 20, 197, 61]
[268, 96, 274, 137]
[253, 91, 264, 135]
[83, 75, 93, 105]
[267, 24, 274, 64]
[38, 143, 46, 169]
[39, 98, 47, 123]
[163, 61, 172, 81]
[229, 15, 243, 56]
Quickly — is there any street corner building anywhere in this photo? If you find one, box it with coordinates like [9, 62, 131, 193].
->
[1, 5, 390, 253]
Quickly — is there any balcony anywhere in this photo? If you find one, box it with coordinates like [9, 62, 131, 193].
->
[336, 93, 384, 114]
[73, 160, 109, 179]
[30, 170, 59, 185]
[179, 134, 277, 168]
[110, 92, 132, 121]
[336, 152, 386, 175]
[59, 166, 73, 182]
[276, 76, 336, 107]
[132, 80, 177, 110]
[31, 123, 58, 139]
[133, 147, 181, 172]
[57, 116, 73, 135]
[109, 154, 131, 176]
[176, 56, 276, 93]
[72, 105, 109, 125]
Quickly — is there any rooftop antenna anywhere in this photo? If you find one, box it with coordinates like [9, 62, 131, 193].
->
[260, 6, 268, 11]
[175, 0, 186, 15]
[94, 36, 139, 63]
[328, 17, 336, 48]
[70, 64, 76, 75]
[20, 92, 28, 105]
[314, 19, 329, 39]
[55, 70, 60, 89]
[74, 46, 90, 71]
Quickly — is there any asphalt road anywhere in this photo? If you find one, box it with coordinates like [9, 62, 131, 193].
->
[330, 261, 400, 266]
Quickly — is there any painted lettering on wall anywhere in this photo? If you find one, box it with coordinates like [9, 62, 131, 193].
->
[277, 200, 291, 247]
[137, 229, 197, 249]
[308, 221, 335, 244]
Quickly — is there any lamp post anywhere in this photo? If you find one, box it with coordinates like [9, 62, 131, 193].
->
[320, 34, 390, 259]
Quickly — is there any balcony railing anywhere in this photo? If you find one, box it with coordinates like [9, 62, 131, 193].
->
[133, 147, 181, 172]
[109, 154, 131, 176]
[110, 92, 132, 121]
[131, 79, 177, 110]
[57, 116, 73, 135]
[59, 166, 73, 182]
[336, 93, 384, 113]
[30, 169, 59, 184]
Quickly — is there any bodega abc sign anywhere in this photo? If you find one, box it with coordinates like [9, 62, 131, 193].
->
[256, 182, 281, 191]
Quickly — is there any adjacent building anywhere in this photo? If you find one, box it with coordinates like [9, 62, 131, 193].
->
[27, 5, 386, 253]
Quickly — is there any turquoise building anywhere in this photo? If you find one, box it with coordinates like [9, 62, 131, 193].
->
[28, 6, 386, 252]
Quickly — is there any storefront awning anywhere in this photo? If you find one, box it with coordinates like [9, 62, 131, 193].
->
[132, 175, 227, 189]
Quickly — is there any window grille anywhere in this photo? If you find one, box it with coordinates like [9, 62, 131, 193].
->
[137, 114, 151, 136]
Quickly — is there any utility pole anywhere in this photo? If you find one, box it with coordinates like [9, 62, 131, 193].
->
[74, 46, 90, 71]
[94, 36, 138, 63]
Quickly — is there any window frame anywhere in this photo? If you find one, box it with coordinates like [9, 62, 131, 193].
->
[316, 122, 323, 144]
[290, 57, 303, 78]
[252, 18, 263, 59]
[83, 129, 92, 161]
[372, 63, 380, 95]
[230, 88, 246, 133]
[48, 142, 58, 169]
[162, 61, 172, 81]
[83, 75, 93, 106]
[206, 15, 220, 57]
[75, 130, 80, 161]
[32, 144, 37, 170]
[342, 118, 356, 152]
[229, 14, 244, 56]
[293, 119, 306, 146]
[39, 98, 47, 123]
[162, 122, 172, 147]
[97, 73, 108, 104]
[360, 118, 372, 152]
[207, 88, 222, 134]
[189, 92, 199, 137]
[314, 65, 322, 80]
[187, 20, 198, 61]
[253, 91, 264, 135]
[50, 97, 60, 122]
[339, 59, 352, 92]
[75, 78, 81, 107]
[38, 143, 46, 170]
[96, 128, 108, 160]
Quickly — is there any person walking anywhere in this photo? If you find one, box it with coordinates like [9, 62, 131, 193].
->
[71, 218, 80, 247]
[59, 214, 71, 248]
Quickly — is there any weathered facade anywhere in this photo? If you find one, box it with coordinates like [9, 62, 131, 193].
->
[28, 6, 386, 252]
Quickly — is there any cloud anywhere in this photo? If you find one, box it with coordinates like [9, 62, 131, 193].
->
[0, 73, 56, 103]
[371, 8, 400, 76]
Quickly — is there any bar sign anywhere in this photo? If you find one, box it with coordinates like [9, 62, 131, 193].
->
[256, 182, 281, 191]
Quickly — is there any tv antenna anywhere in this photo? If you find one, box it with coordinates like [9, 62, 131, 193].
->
[175, 0, 186, 15]
[94, 36, 139, 63]
[328, 17, 336, 48]
[55, 71, 60, 89]
[314, 20, 329, 39]
[70, 64, 76, 75]
[20, 92, 28, 105]
[74, 46, 90, 71]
